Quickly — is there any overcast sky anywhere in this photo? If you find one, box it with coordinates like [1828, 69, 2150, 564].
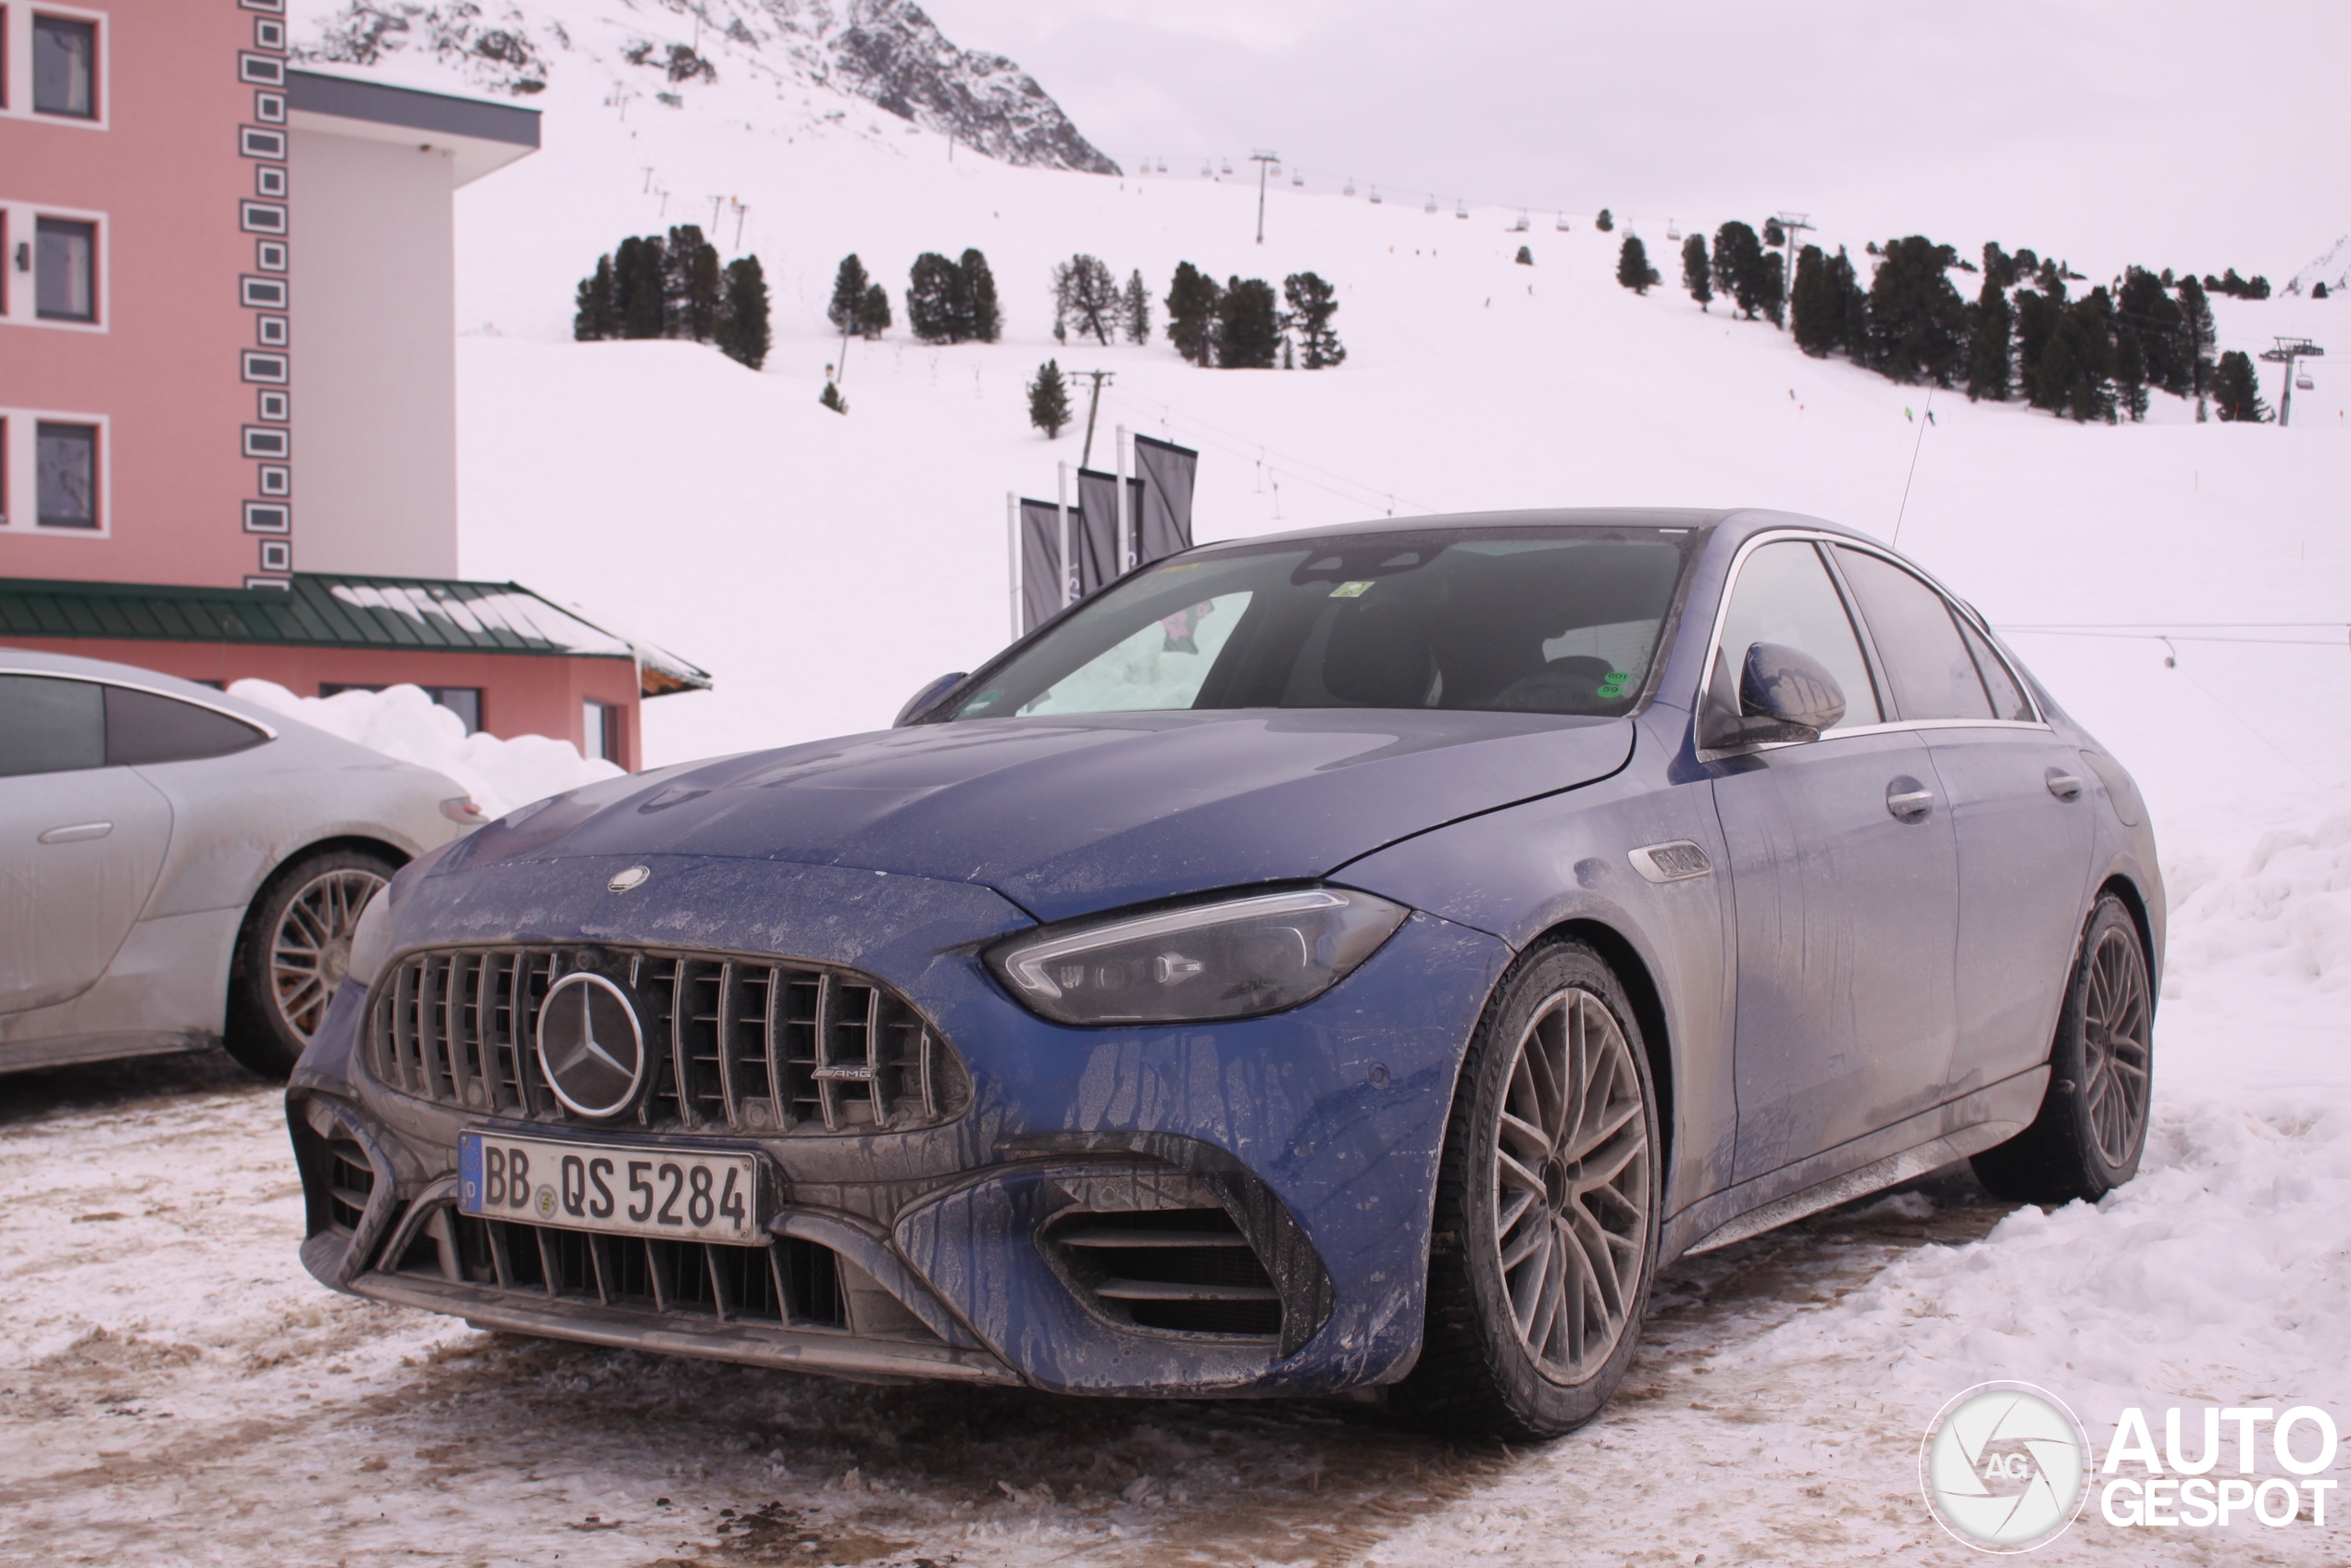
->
[924, 0, 2350, 281]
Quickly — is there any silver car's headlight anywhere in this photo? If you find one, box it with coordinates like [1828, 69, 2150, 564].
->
[989, 887, 1410, 1027]
[344, 884, 396, 994]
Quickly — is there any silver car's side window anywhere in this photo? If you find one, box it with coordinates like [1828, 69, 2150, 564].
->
[1831, 547, 1996, 723]
[0, 675, 106, 778]
[1954, 615, 2034, 721]
[1714, 541, 1881, 731]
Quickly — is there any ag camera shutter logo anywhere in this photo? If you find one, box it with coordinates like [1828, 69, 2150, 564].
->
[1921, 1382, 2091, 1552]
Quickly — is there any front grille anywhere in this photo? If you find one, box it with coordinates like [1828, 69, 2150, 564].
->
[387, 1203, 851, 1329]
[366, 946, 968, 1134]
[1051, 1208, 1283, 1338]
[323, 1132, 376, 1235]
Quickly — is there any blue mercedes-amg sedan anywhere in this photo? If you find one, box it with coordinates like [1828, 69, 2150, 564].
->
[289, 509, 2160, 1438]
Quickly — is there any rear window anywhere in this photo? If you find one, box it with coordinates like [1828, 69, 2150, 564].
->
[950, 528, 1698, 721]
[104, 686, 268, 765]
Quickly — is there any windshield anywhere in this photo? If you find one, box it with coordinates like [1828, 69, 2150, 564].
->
[948, 527, 1698, 721]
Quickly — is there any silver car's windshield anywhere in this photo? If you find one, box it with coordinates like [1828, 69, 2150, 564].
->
[950, 526, 1698, 721]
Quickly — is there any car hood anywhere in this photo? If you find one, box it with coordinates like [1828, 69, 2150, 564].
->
[439, 710, 1636, 922]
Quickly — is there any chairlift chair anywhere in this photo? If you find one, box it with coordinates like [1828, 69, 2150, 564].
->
[1455, 199, 1469, 219]
[1555, 212, 1570, 230]
[1512, 211, 1529, 232]
[1221, 158, 1233, 175]
[2298, 368, 2317, 390]
[1202, 161, 1213, 177]
[1424, 193, 1437, 214]
[1344, 177, 1356, 196]
[1293, 170, 1304, 187]
[1666, 218, 1681, 241]
[1369, 186, 1383, 204]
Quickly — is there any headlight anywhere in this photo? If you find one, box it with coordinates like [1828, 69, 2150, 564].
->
[989, 887, 1410, 1026]
[344, 883, 395, 994]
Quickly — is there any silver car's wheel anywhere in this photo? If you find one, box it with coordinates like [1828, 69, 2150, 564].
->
[224, 847, 399, 1080]
[2081, 924, 2152, 1169]
[270, 867, 388, 1043]
[1972, 894, 2154, 1204]
[1491, 989, 1652, 1383]
[1397, 940, 1661, 1439]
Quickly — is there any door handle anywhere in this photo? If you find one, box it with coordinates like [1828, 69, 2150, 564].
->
[38, 821, 114, 844]
[2046, 769, 2084, 801]
[1885, 782, 1934, 821]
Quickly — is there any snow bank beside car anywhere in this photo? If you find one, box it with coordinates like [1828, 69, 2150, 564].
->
[229, 678, 622, 818]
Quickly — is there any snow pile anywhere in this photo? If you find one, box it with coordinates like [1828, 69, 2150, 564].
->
[2164, 798, 2351, 999]
[229, 678, 622, 817]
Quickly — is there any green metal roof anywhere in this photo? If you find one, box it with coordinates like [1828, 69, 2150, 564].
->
[0, 574, 711, 696]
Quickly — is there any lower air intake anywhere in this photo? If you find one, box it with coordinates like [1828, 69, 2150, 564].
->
[1051, 1208, 1283, 1338]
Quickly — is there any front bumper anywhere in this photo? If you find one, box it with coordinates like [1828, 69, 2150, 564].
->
[289, 855, 1510, 1397]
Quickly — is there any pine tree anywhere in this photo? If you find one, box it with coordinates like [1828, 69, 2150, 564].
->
[1282, 271, 1345, 368]
[1760, 252, 1786, 328]
[717, 255, 770, 369]
[2012, 287, 2060, 406]
[2116, 326, 2149, 421]
[574, 254, 619, 340]
[1789, 244, 1837, 355]
[1616, 234, 1660, 294]
[1762, 217, 1786, 248]
[1028, 358, 1071, 436]
[1215, 277, 1282, 367]
[665, 225, 722, 342]
[1710, 222, 1770, 318]
[1682, 234, 1711, 311]
[1165, 262, 1221, 366]
[2212, 350, 2266, 421]
[2032, 290, 2118, 422]
[1594, 208, 1614, 233]
[960, 248, 1001, 342]
[617, 234, 666, 340]
[819, 380, 847, 415]
[1052, 255, 1119, 345]
[1515, 244, 1535, 266]
[858, 281, 891, 338]
[2317, 281, 2332, 299]
[827, 255, 870, 335]
[1836, 249, 1871, 367]
[1865, 236, 1969, 385]
[1982, 243, 2019, 290]
[2175, 275, 2216, 419]
[905, 252, 960, 342]
[1965, 276, 2012, 402]
[2114, 267, 2183, 399]
[1122, 268, 1151, 343]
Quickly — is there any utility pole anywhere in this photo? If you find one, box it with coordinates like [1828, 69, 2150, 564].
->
[1251, 149, 1280, 243]
[1075, 369, 1113, 468]
[2259, 337, 2324, 427]
[1773, 212, 1814, 330]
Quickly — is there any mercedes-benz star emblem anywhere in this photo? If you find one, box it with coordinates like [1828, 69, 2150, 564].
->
[608, 865, 652, 893]
[535, 972, 647, 1118]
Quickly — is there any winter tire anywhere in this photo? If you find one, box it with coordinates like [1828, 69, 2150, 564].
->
[1395, 940, 1661, 1439]
[1972, 893, 2154, 1205]
[223, 848, 396, 1079]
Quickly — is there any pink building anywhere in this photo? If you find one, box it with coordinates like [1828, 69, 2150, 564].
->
[0, 1, 702, 767]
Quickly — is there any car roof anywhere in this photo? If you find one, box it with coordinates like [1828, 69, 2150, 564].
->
[0, 645, 289, 734]
[1191, 506, 1885, 554]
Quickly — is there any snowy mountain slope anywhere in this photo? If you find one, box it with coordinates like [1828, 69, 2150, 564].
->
[2291, 233, 2351, 296]
[294, 0, 1117, 171]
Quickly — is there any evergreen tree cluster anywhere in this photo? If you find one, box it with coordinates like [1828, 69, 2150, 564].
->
[573, 226, 770, 368]
[827, 255, 893, 339]
[1615, 235, 1660, 295]
[1162, 263, 1347, 368]
[1706, 222, 1785, 323]
[903, 249, 1001, 343]
[2203, 268, 2272, 300]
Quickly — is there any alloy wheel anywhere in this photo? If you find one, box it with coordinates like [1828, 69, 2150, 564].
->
[2080, 926, 2152, 1170]
[1488, 987, 1653, 1384]
[270, 868, 388, 1044]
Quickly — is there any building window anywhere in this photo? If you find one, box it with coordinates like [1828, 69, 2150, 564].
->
[35, 420, 97, 528]
[252, 18, 284, 49]
[253, 90, 283, 123]
[34, 216, 94, 321]
[241, 349, 288, 384]
[583, 700, 621, 764]
[239, 125, 286, 159]
[241, 275, 287, 308]
[256, 389, 289, 421]
[32, 14, 97, 119]
[256, 314, 287, 346]
[257, 463, 290, 496]
[241, 425, 288, 459]
[242, 500, 288, 533]
[255, 164, 286, 198]
[255, 239, 287, 271]
[239, 201, 286, 235]
[256, 539, 291, 571]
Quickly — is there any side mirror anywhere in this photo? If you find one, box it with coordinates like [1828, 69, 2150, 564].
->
[892, 671, 969, 728]
[1698, 641, 1846, 749]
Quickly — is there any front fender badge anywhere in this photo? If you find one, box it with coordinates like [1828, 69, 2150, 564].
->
[608, 865, 652, 893]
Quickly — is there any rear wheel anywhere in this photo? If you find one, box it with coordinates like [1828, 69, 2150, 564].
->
[1972, 894, 2153, 1204]
[1394, 940, 1661, 1439]
[223, 848, 395, 1079]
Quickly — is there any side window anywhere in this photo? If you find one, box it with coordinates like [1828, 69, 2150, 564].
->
[32, 14, 99, 118]
[1713, 541, 1881, 731]
[0, 673, 105, 776]
[104, 686, 268, 765]
[35, 218, 97, 321]
[1956, 616, 2034, 721]
[1831, 547, 1994, 722]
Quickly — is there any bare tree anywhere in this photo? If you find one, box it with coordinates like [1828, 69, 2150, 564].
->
[1051, 255, 1120, 346]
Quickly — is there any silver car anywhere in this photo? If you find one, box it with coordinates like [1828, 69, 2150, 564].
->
[2, 650, 474, 1077]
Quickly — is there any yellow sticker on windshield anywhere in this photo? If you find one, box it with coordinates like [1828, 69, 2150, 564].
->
[1329, 580, 1374, 598]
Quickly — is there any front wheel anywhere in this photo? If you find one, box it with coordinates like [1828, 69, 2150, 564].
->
[1972, 893, 2154, 1205]
[223, 848, 396, 1079]
[1394, 940, 1661, 1439]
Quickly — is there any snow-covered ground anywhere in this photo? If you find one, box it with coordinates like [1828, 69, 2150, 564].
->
[5, 6, 2347, 1561]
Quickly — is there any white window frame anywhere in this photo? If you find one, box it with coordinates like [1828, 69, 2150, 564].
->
[2, 5, 112, 131]
[0, 405, 112, 536]
[1, 198, 109, 332]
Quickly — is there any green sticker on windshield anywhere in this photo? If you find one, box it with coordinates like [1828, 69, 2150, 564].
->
[1597, 669, 1631, 699]
[1329, 580, 1374, 598]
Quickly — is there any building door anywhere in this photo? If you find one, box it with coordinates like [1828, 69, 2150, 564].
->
[1705, 540, 1963, 1183]
[0, 675, 174, 1014]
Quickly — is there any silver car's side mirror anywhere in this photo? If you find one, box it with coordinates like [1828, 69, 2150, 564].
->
[1698, 641, 1847, 750]
[893, 671, 970, 727]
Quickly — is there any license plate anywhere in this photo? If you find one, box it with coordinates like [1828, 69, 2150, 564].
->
[458, 1130, 762, 1244]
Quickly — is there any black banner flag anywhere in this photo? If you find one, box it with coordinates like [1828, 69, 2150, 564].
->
[1133, 434, 1197, 566]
